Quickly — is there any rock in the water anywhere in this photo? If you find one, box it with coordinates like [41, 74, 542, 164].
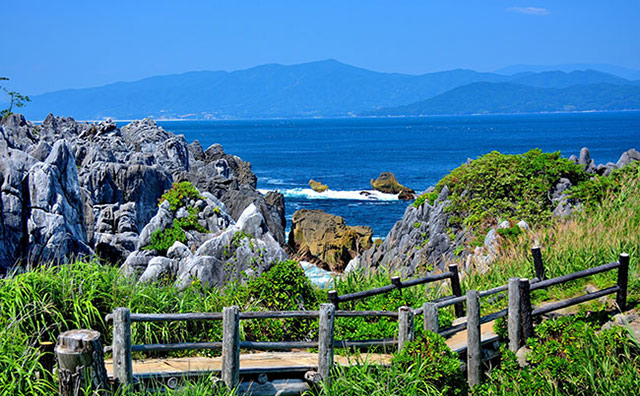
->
[370, 172, 415, 197]
[309, 179, 329, 193]
[288, 209, 372, 272]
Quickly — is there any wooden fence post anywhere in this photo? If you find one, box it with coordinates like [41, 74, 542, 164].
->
[448, 264, 465, 318]
[507, 278, 522, 352]
[617, 253, 629, 311]
[519, 279, 534, 340]
[56, 329, 110, 396]
[531, 246, 546, 280]
[318, 303, 336, 384]
[398, 306, 414, 353]
[222, 306, 240, 389]
[466, 290, 481, 388]
[328, 290, 339, 309]
[112, 307, 132, 390]
[391, 276, 403, 297]
[423, 302, 439, 334]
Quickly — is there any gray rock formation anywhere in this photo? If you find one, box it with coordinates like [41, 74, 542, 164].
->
[128, 203, 287, 289]
[357, 185, 467, 276]
[0, 113, 286, 274]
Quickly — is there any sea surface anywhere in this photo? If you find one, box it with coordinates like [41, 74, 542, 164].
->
[156, 112, 640, 239]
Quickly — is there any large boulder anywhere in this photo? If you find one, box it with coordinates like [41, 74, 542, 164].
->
[288, 209, 372, 272]
[370, 172, 415, 199]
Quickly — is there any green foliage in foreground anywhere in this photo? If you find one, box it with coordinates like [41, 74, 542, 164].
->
[0, 260, 316, 395]
[475, 316, 640, 396]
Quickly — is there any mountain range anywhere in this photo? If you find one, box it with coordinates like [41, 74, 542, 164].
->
[14, 60, 640, 120]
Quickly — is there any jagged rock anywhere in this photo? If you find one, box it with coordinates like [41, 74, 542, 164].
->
[578, 147, 591, 166]
[288, 209, 372, 272]
[498, 221, 510, 229]
[616, 148, 640, 169]
[139, 257, 177, 283]
[370, 172, 415, 197]
[25, 141, 92, 263]
[309, 179, 328, 193]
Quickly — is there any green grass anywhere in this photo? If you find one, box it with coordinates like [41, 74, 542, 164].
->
[3, 152, 640, 395]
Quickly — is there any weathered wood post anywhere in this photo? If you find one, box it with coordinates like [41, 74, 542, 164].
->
[56, 329, 110, 396]
[328, 290, 339, 309]
[391, 276, 403, 298]
[222, 306, 240, 390]
[519, 279, 534, 340]
[398, 306, 414, 353]
[507, 278, 522, 352]
[112, 307, 132, 390]
[617, 253, 629, 311]
[466, 290, 481, 388]
[448, 264, 465, 318]
[423, 302, 439, 334]
[318, 303, 336, 384]
[531, 246, 546, 280]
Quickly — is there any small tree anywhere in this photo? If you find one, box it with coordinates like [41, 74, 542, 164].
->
[1, 77, 31, 118]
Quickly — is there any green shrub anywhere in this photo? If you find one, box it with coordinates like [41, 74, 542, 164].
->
[496, 224, 523, 241]
[159, 181, 204, 211]
[144, 184, 209, 254]
[475, 316, 640, 396]
[432, 149, 588, 241]
[236, 260, 320, 341]
[569, 161, 640, 208]
[392, 332, 466, 396]
[413, 191, 438, 208]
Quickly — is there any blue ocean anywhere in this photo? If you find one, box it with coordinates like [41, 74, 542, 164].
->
[157, 112, 640, 238]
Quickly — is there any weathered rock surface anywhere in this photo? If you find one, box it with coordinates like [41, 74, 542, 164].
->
[370, 172, 415, 199]
[288, 209, 372, 272]
[356, 186, 463, 276]
[309, 179, 328, 193]
[0, 113, 286, 274]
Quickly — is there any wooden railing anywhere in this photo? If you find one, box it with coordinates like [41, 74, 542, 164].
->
[95, 249, 629, 394]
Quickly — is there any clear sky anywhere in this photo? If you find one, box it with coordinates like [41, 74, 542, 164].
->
[1, 1, 639, 95]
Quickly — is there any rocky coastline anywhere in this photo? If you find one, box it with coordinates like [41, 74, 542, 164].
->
[2, 113, 639, 288]
[0, 114, 286, 285]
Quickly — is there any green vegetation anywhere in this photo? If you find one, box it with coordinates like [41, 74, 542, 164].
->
[413, 191, 438, 208]
[413, 149, 588, 244]
[144, 182, 208, 254]
[2, 151, 640, 395]
[476, 316, 640, 395]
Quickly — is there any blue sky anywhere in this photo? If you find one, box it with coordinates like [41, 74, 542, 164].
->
[1, 1, 639, 94]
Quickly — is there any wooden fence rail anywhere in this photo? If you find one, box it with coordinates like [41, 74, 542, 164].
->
[59, 248, 630, 395]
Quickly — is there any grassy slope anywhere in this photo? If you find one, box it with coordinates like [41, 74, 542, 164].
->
[1, 153, 640, 395]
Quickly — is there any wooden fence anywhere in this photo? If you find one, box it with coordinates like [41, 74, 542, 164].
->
[58, 249, 630, 395]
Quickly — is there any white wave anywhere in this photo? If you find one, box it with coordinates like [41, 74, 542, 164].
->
[258, 188, 399, 201]
[260, 177, 288, 186]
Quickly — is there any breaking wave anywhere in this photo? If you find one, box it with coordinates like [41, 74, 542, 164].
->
[258, 188, 400, 201]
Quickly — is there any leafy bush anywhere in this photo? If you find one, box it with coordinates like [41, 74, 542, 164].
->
[159, 181, 204, 211]
[426, 150, 588, 242]
[392, 332, 466, 396]
[236, 260, 320, 341]
[144, 183, 209, 254]
[569, 161, 640, 208]
[413, 191, 438, 208]
[475, 316, 640, 396]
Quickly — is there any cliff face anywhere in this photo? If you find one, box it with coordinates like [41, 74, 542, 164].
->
[354, 147, 640, 278]
[0, 114, 285, 275]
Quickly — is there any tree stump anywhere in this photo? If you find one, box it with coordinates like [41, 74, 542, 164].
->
[56, 329, 110, 396]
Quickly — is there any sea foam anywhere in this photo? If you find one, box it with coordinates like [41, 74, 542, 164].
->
[258, 188, 399, 201]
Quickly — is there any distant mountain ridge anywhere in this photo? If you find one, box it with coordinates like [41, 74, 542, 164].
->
[16, 60, 640, 120]
[370, 82, 640, 116]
